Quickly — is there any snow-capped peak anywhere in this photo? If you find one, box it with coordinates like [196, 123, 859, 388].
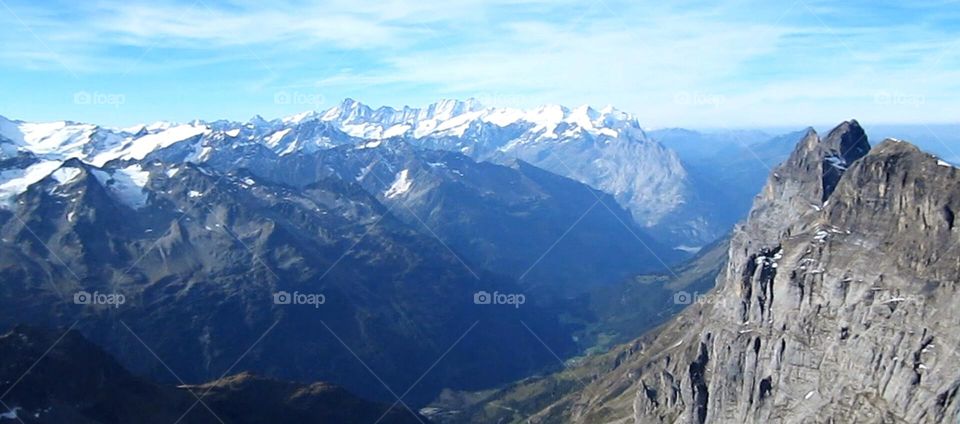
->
[248, 114, 272, 127]
[418, 98, 484, 121]
[312, 98, 644, 142]
[282, 110, 319, 124]
[320, 98, 374, 123]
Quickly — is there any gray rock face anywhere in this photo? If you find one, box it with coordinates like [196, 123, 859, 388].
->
[523, 121, 960, 423]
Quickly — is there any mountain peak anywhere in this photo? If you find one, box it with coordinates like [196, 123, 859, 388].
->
[340, 97, 362, 108]
[281, 110, 318, 124]
[320, 98, 374, 122]
[570, 104, 600, 123]
[420, 98, 484, 120]
[746, 120, 872, 244]
[872, 137, 925, 156]
[788, 120, 869, 167]
[822, 119, 869, 162]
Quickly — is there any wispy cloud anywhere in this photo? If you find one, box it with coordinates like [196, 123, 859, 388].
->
[0, 0, 957, 126]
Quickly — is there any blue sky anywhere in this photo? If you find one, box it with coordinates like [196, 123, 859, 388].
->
[0, 0, 958, 128]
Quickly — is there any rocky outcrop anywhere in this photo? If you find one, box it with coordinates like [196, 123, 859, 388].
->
[519, 121, 960, 423]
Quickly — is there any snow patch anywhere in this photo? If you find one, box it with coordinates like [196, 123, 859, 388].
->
[384, 169, 413, 198]
[265, 128, 291, 148]
[825, 155, 847, 170]
[50, 167, 82, 184]
[674, 245, 702, 254]
[93, 164, 150, 209]
[195, 146, 214, 162]
[357, 140, 382, 149]
[814, 230, 829, 242]
[0, 406, 20, 419]
[382, 124, 410, 138]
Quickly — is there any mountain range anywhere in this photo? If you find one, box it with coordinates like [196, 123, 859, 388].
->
[3, 102, 959, 423]
[1, 98, 745, 246]
[0, 100, 700, 409]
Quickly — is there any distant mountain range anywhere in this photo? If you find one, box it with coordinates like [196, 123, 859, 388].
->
[1, 99, 751, 245]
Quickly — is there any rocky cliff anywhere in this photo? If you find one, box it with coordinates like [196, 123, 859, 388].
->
[501, 120, 960, 423]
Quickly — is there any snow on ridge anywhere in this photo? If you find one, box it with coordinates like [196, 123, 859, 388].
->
[120, 124, 209, 162]
[0, 115, 24, 144]
[1, 120, 97, 158]
[0, 161, 63, 207]
[3, 99, 646, 169]
[481, 108, 527, 127]
[314, 98, 642, 142]
[85, 124, 208, 167]
[281, 111, 320, 124]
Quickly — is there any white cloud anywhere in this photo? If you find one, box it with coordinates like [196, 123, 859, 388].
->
[0, 0, 958, 126]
